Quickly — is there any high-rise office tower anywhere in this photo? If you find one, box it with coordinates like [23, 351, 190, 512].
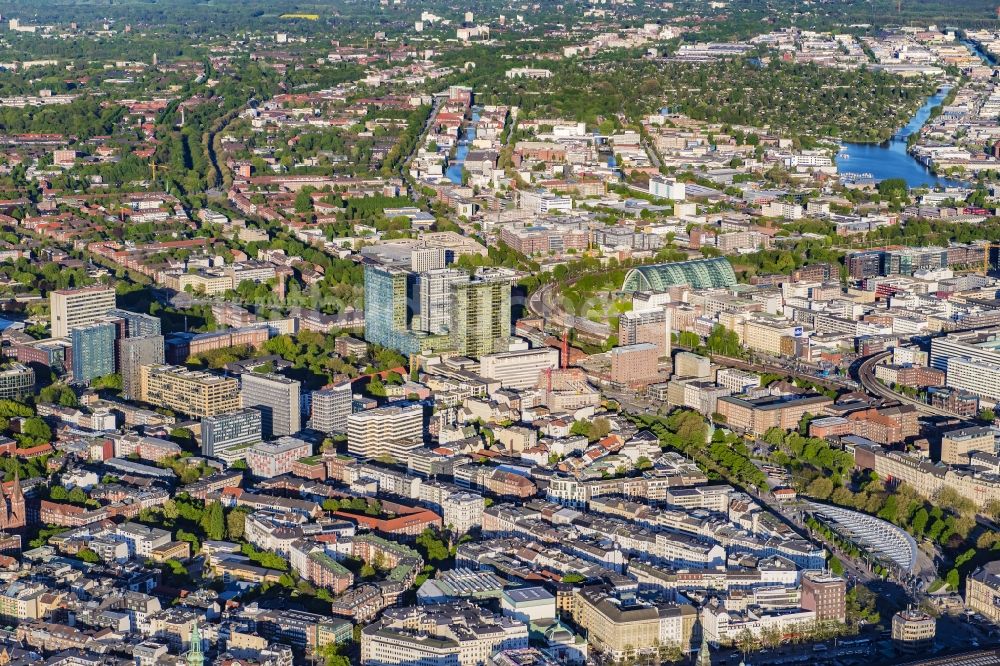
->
[364, 264, 514, 357]
[450, 270, 512, 357]
[240, 372, 301, 439]
[310, 381, 353, 434]
[104, 309, 160, 371]
[50, 286, 117, 338]
[108, 308, 162, 337]
[71, 322, 117, 384]
[120, 335, 165, 400]
[618, 308, 672, 358]
[363, 264, 418, 354]
[414, 268, 469, 335]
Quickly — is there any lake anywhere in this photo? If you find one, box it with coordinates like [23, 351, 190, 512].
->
[835, 86, 965, 189]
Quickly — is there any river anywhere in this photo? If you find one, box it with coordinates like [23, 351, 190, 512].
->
[835, 86, 965, 188]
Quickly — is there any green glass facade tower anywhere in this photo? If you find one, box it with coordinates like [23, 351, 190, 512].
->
[451, 274, 511, 357]
[364, 264, 512, 357]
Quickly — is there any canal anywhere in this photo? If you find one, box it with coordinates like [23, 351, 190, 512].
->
[446, 108, 480, 184]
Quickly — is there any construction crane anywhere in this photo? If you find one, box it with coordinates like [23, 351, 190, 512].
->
[560, 329, 569, 370]
[149, 160, 169, 182]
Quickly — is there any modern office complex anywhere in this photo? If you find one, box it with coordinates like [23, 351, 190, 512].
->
[310, 381, 353, 434]
[450, 270, 512, 357]
[70, 322, 117, 384]
[364, 263, 514, 357]
[120, 335, 165, 400]
[479, 347, 559, 390]
[139, 364, 241, 417]
[845, 244, 984, 279]
[0, 363, 34, 401]
[364, 264, 419, 355]
[50, 286, 117, 338]
[240, 372, 301, 439]
[201, 408, 263, 463]
[845, 250, 884, 280]
[347, 403, 424, 459]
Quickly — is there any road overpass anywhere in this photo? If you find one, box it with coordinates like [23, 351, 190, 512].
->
[852, 351, 957, 418]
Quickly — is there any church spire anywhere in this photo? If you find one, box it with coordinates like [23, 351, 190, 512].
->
[186, 621, 204, 666]
[696, 623, 712, 666]
[10, 470, 21, 500]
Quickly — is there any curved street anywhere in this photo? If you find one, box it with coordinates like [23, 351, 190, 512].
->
[525, 280, 611, 341]
[852, 351, 957, 417]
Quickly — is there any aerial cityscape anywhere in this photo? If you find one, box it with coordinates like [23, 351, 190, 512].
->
[5, 1, 1000, 665]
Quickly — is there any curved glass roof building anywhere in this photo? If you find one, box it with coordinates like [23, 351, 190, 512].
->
[622, 257, 737, 292]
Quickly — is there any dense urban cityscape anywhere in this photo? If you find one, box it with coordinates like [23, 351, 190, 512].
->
[3, 1, 1000, 665]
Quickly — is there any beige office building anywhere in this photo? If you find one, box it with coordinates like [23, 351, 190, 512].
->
[891, 609, 936, 655]
[50, 286, 117, 338]
[347, 403, 424, 459]
[139, 364, 241, 417]
[742, 318, 800, 356]
[940, 426, 994, 465]
[570, 585, 695, 662]
[966, 561, 1000, 625]
[619, 308, 672, 358]
[673, 351, 711, 379]
[479, 347, 559, 390]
